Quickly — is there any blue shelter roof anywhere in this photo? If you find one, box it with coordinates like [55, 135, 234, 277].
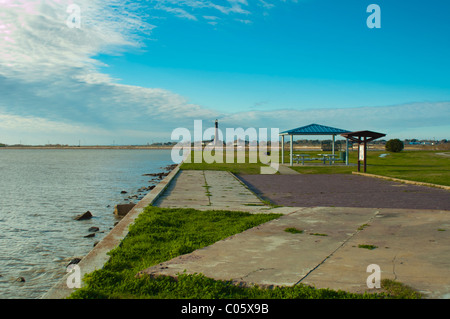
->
[280, 123, 351, 136]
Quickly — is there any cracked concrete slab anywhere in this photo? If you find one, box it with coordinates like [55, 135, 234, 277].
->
[138, 205, 450, 298]
[138, 207, 379, 286]
[301, 208, 450, 298]
[154, 170, 282, 213]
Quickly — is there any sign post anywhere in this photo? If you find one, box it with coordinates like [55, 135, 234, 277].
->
[340, 131, 386, 173]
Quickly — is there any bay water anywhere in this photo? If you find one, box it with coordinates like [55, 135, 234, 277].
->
[0, 148, 174, 299]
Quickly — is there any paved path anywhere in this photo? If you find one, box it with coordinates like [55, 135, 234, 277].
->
[149, 170, 450, 298]
[154, 170, 296, 214]
[238, 174, 450, 210]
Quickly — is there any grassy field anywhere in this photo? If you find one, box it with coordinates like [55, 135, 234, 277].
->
[180, 150, 266, 174]
[180, 149, 450, 186]
[357, 150, 450, 186]
[69, 206, 420, 299]
[288, 150, 450, 186]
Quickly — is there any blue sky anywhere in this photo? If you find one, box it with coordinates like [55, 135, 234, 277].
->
[0, 0, 449, 145]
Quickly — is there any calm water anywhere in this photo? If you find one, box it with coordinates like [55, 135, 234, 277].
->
[0, 149, 174, 299]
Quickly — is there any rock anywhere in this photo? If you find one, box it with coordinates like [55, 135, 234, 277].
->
[74, 211, 93, 221]
[67, 258, 82, 267]
[142, 172, 169, 179]
[84, 233, 95, 238]
[164, 164, 177, 171]
[88, 226, 99, 232]
[16, 277, 25, 282]
[120, 190, 127, 194]
[114, 203, 136, 217]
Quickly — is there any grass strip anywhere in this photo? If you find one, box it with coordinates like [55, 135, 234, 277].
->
[69, 207, 281, 299]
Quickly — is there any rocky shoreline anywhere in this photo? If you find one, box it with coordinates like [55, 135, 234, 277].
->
[66, 163, 178, 269]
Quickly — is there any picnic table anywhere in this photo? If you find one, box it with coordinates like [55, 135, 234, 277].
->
[318, 154, 339, 165]
[293, 153, 340, 165]
[293, 154, 311, 165]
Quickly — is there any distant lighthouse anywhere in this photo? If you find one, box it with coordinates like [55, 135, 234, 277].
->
[214, 119, 219, 145]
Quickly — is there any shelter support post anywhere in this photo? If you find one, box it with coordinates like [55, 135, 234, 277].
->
[332, 135, 335, 155]
[289, 134, 293, 166]
[345, 138, 349, 165]
[340, 130, 386, 173]
[357, 141, 361, 172]
[281, 135, 284, 164]
[364, 137, 367, 173]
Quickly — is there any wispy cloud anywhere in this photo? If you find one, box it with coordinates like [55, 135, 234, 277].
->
[154, 5, 198, 20]
[220, 102, 450, 139]
[149, 0, 251, 18]
[0, 0, 220, 143]
[148, 0, 296, 23]
[0, 1, 447, 145]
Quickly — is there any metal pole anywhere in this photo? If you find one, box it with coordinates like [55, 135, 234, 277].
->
[364, 137, 367, 173]
[214, 119, 218, 145]
[290, 134, 293, 166]
[357, 140, 360, 172]
[345, 138, 349, 165]
[281, 135, 284, 164]
[332, 135, 335, 155]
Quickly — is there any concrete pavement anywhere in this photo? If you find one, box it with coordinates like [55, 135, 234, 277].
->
[154, 170, 297, 214]
[43, 166, 450, 299]
[147, 169, 450, 299]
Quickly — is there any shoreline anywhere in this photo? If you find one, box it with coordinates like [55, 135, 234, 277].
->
[41, 161, 181, 299]
[0, 145, 444, 151]
[0, 145, 174, 150]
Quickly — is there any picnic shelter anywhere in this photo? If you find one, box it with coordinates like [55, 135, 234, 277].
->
[279, 123, 351, 166]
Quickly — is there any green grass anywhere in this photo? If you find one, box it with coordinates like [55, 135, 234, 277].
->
[181, 149, 450, 186]
[69, 207, 282, 299]
[358, 244, 378, 250]
[361, 150, 450, 186]
[284, 227, 304, 234]
[180, 151, 266, 175]
[71, 271, 418, 299]
[357, 224, 370, 231]
[288, 150, 450, 186]
[380, 279, 423, 299]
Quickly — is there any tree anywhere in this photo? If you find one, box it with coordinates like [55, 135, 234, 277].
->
[385, 139, 404, 152]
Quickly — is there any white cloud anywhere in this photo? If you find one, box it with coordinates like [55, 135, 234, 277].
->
[0, 0, 153, 80]
[155, 5, 198, 20]
[0, 0, 221, 144]
[219, 102, 450, 139]
[236, 18, 252, 24]
[0, 1, 447, 145]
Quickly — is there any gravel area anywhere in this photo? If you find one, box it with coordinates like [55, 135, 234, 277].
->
[238, 174, 450, 210]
